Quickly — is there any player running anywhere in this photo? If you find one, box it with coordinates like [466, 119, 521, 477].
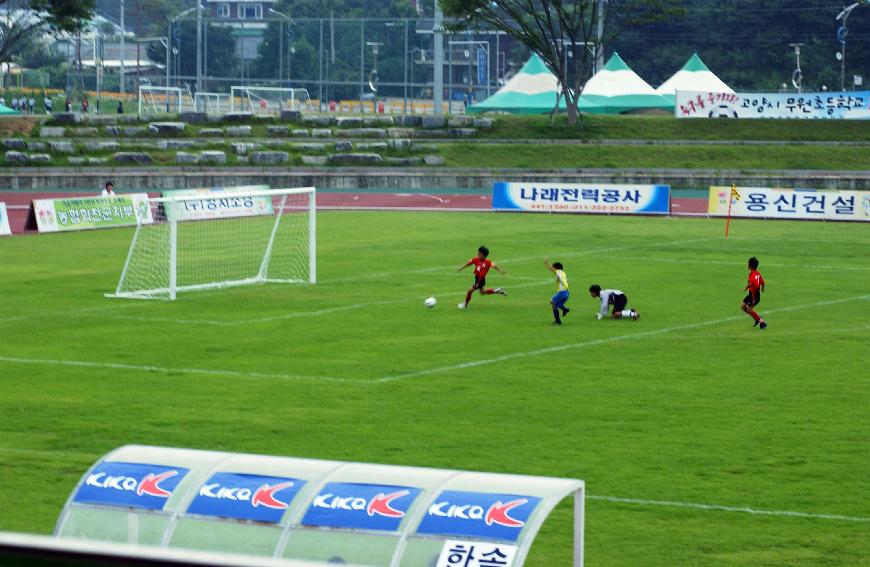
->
[589, 285, 639, 320]
[457, 246, 506, 309]
[742, 256, 767, 329]
[544, 257, 570, 325]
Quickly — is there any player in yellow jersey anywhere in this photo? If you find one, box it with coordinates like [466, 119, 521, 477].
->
[544, 257, 570, 325]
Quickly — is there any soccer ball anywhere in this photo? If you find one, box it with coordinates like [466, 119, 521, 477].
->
[424, 297, 437, 309]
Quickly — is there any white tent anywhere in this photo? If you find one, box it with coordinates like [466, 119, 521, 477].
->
[656, 53, 734, 102]
[578, 52, 672, 114]
[467, 53, 566, 114]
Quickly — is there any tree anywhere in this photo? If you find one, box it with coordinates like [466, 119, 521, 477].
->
[0, 0, 95, 63]
[440, 0, 682, 125]
[148, 20, 239, 84]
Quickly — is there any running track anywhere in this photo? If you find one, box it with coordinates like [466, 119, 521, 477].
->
[1, 191, 709, 235]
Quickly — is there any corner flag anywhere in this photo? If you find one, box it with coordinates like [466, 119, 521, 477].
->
[725, 184, 740, 239]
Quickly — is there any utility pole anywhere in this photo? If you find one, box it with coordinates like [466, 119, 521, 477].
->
[433, 1, 444, 115]
[120, 0, 125, 94]
[595, 0, 605, 73]
[196, 0, 202, 91]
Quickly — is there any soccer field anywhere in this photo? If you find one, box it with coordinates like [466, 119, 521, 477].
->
[0, 211, 868, 566]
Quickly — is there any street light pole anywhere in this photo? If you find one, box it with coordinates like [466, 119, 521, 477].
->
[837, 2, 867, 91]
[120, 0, 125, 94]
[196, 0, 202, 91]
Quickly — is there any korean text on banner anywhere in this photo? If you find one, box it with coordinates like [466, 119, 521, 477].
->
[676, 90, 870, 120]
[162, 185, 272, 222]
[33, 194, 153, 233]
[0, 203, 11, 236]
[708, 187, 870, 221]
[493, 182, 670, 215]
[435, 540, 518, 567]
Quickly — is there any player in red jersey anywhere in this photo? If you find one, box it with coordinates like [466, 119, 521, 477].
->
[457, 246, 507, 309]
[742, 256, 767, 329]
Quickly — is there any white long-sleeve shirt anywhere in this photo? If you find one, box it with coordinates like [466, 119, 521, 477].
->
[597, 289, 624, 318]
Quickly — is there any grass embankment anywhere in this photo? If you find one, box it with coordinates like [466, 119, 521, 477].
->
[439, 142, 870, 170]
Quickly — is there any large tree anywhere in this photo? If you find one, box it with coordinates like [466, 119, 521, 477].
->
[0, 0, 95, 62]
[440, 0, 681, 124]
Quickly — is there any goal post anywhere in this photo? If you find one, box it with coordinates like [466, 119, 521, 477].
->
[230, 86, 311, 115]
[194, 92, 231, 114]
[108, 187, 316, 301]
[138, 86, 189, 115]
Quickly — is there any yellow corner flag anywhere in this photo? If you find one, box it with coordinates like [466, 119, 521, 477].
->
[730, 185, 741, 201]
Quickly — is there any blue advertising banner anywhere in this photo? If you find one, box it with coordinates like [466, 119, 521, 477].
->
[416, 491, 541, 542]
[72, 461, 189, 511]
[301, 483, 422, 532]
[187, 473, 305, 524]
[477, 48, 488, 86]
[492, 182, 670, 215]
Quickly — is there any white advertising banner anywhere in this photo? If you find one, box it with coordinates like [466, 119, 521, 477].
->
[435, 540, 518, 567]
[163, 185, 272, 221]
[0, 202, 11, 236]
[676, 90, 870, 119]
[709, 187, 870, 221]
[33, 194, 153, 233]
[493, 182, 670, 215]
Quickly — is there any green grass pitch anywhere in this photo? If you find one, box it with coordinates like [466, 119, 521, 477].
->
[0, 211, 868, 566]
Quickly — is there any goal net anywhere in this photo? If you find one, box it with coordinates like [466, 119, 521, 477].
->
[109, 187, 316, 300]
[138, 86, 191, 115]
[194, 92, 231, 114]
[230, 86, 312, 115]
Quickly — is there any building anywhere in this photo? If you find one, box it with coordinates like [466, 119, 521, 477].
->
[206, 0, 277, 60]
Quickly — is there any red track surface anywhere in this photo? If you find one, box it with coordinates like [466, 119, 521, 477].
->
[1, 191, 709, 235]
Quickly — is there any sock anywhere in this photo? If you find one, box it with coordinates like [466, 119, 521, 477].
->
[749, 310, 760, 323]
[552, 307, 561, 323]
[465, 291, 473, 305]
[483, 289, 496, 295]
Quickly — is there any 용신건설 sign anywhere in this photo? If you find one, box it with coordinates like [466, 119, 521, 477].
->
[709, 187, 870, 221]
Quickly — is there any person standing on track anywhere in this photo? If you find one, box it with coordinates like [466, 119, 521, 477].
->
[457, 246, 507, 309]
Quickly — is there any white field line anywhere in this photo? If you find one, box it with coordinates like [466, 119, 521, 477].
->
[92, 280, 550, 326]
[0, 355, 352, 384]
[375, 294, 870, 384]
[631, 323, 870, 341]
[587, 495, 870, 523]
[617, 256, 870, 272]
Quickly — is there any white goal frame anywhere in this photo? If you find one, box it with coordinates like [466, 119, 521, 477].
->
[194, 92, 231, 114]
[108, 187, 316, 301]
[230, 86, 311, 114]
[138, 86, 188, 115]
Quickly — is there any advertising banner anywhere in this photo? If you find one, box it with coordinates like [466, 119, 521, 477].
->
[493, 182, 670, 215]
[186, 472, 304, 524]
[676, 90, 870, 119]
[709, 187, 870, 221]
[435, 540, 518, 567]
[72, 461, 189, 511]
[301, 482, 422, 532]
[163, 185, 272, 222]
[416, 490, 541, 542]
[0, 203, 10, 236]
[33, 194, 152, 233]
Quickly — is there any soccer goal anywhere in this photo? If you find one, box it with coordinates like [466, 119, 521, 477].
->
[194, 91, 231, 114]
[138, 86, 190, 115]
[108, 187, 316, 301]
[230, 86, 312, 115]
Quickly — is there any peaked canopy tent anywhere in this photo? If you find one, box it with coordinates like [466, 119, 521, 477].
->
[578, 52, 673, 115]
[656, 53, 734, 103]
[467, 53, 570, 114]
[0, 104, 20, 115]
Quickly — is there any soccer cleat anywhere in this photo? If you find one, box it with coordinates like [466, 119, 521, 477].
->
[553, 320, 562, 326]
[631, 311, 639, 321]
[753, 319, 760, 327]
[759, 321, 767, 330]
[562, 308, 570, 317]
[494, 288, 507, 296]
[457, 303, 465, 310]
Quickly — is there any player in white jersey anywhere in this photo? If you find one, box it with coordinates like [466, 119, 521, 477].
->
[589, 284, 639, 320]
[544, 257, 570, 325]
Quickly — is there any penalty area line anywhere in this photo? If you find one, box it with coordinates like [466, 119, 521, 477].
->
[375, 294, 870, 384]
[588, 495, 870, 523]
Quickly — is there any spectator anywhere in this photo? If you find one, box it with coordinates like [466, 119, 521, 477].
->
[65, 98, 71, 112]
[44, 96, 53, 114]
[81, 97, 89, 113]
[28, 97, 35, 114]
[117, 100, 124, 114]
[101, 182, 116, 198]
[11, 98, 18, 112]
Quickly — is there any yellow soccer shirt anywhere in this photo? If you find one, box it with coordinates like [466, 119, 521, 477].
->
[555, 269, 569, 292]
